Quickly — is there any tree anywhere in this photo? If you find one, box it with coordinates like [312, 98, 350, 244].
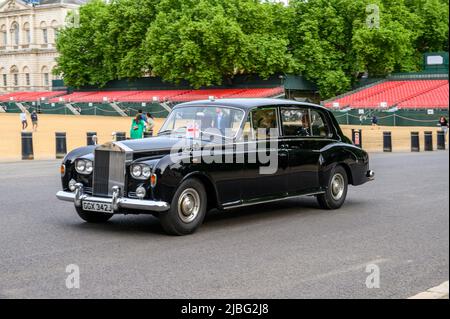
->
[54, 0, 448, 97]
[54, 0, 114, 87]
[107, 0, 161, 78]
[289, 0, 368, 98]
[352, 0, 420, 76]
[408, 0, 449, 52]
[143, 0, 296, 87]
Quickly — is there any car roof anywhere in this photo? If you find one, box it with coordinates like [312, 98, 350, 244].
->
[175, 98, 326, 111]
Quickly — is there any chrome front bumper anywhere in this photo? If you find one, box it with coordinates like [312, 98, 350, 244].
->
[366, 170, 375, 181]
[56, 183, 170, 213]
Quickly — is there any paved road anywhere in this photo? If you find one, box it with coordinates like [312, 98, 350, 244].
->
[0, 151, 448, 299]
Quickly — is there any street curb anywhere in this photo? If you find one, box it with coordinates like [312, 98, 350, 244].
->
[409, 281, 449, 299]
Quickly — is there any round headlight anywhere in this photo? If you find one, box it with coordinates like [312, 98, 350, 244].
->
[75, 160, 86, 173]
[132, 165, 142, 178]
[85, 161, 93, 174]
[136, 186, 146, 199]
[75, 159, 93, 175]
[142, 165, 151, 179]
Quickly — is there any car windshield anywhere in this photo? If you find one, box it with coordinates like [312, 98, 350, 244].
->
[159, 106, 245, 139]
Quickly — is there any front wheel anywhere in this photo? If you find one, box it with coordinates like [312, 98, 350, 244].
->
[159, 178, 207, 235]
[317, 165, 348, 210]
[75, 206, 113, 223]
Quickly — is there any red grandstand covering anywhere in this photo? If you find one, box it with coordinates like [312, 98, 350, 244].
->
[325, 80, 449, 109]
[171, 87, 284, 102]
[0, 91, 65, 102]
[45, 87, 285, 103]
[397, 83, 449, 109]
[119, 90, 190, 102]
[171, 89, 245, 102]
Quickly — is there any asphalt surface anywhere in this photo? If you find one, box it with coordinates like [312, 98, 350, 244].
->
[0, 151, 448, 299]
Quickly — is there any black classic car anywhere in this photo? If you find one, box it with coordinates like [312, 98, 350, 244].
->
[57, 98, 374, 235]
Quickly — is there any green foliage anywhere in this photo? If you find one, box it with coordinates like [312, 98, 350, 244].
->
[54, 0, 113, 87]
[55, 0, 449, 97]
[143, 0, 296, 87]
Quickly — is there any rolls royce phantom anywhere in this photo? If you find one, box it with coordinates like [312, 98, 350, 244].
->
[56, 98, 374, 235]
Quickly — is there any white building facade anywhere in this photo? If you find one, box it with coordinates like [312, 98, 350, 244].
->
[0, 0, 85, 93]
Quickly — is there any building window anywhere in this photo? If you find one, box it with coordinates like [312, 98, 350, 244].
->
[1, 24, 6, 46]
[2, 74, 7, 86]
[25, 73, 30, 86]
[24, 23, 31, 44]
[11, 23, 19, 46]
[44, 73, 49, 86]
[42, 29, 48, 44]
[13, 74, 18, 86]
[54, 28, 59, 41]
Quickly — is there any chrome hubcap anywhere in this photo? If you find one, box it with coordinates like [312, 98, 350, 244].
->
[331, 173, 345, 200]
[178, 188, 200, 223]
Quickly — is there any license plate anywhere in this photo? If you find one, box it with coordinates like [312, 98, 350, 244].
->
[82, 201, 113, 214]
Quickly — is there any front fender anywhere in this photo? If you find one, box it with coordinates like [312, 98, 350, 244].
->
[152, 154, 220, 207]
[63, 146, 96, 164]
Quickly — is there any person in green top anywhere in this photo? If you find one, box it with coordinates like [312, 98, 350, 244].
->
[130, 114, 146, 139]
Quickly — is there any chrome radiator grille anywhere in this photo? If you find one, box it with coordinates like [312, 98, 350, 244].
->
[93, 149, 126, 197]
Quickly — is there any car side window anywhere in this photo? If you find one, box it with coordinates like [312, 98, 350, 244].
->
[241, 116, 254, 140]
[280, 108, 311, 137]
[250, 108, 279, 140]
[310, 110, 330, 137]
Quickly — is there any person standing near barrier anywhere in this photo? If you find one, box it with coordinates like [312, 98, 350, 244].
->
[130, 114, 146, 139]
[438, 116, 448, 143]
[20, 112, 28, 131]
[146, 112, 155, 133]
[371, 115, 378, 128]
[138, 110, 148, 131]
[31, 110, 38, 132]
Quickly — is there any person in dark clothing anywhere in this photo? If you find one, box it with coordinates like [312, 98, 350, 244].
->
[439, 116, 448, 142]
[371, 115, 378, 127]
[31, 110, 38, 132]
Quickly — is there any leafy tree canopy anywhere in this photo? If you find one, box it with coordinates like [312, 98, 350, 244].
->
[55, 0, 449, 98]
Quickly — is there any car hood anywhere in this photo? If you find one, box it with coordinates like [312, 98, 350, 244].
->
[117, 136, 203, 153]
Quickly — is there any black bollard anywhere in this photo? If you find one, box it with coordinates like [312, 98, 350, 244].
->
[115, 132, 126, 141]
[437, 131, 446, 150]
[411, 132, 420, 152]
[87, 132, 97, 146]
[424, 131, 433, 151]
[55, 132, 67, 159]
[21, 132, 34, 160]
[143, 131, 153, 138]
[351, 129, 362, 148]
[383, 131, 392, 152]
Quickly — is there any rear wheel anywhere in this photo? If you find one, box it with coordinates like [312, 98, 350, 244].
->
[317, 165, 348, 210]
[76, 206, 113, 223]
[159, 178, 207, 235]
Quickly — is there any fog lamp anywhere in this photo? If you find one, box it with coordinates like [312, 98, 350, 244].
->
[69, 179, 77, 192]
[136, 186, 146, 199]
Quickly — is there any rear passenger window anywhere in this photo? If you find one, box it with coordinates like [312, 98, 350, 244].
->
[310, 110, 329, 137]
[281, 108, 330, 138]
[280, 108, 311, 137]
[250, 108, 279, 140]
